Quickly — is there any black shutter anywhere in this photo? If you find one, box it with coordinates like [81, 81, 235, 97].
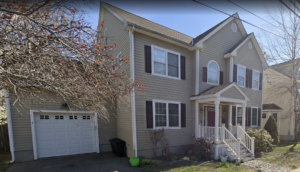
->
[220, 71, 223, 85]
[181, 103, 186, 127]
[246, 107, 251, 126]
[145, 45, 151, 73]
[233, 64, 237, 83]
[259, 73, 263, 90]
[203, 67, 207, 82]
[246, 69, 249, 88]
[146, 101, 153, 128]
[249, 69, 252, 89]
[232, 106, 236, 125]
[258, 108, 261, 127]
[181, 56, 186, 80]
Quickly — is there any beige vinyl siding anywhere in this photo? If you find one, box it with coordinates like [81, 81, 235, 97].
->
[134, 32, 195, 151]
[220, 87, 244, 99]
[198, 20, 244, 92]
[10, 92, 117, 151]
[263, 69, 294, 136]
[235, 39, 263, 107]
[102, 8, 133, 150]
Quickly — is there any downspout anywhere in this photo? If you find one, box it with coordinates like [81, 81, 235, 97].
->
[4, 89, 15, 163]
[129, 26, 138, 157]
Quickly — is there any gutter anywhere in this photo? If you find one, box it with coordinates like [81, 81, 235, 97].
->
[129, 27, 138, 157]
[4, 89, 15, 163]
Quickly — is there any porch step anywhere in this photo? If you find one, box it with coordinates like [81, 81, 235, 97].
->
[240, 156, 254, 162]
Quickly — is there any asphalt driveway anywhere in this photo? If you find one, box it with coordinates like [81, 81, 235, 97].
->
[6, 152, 142, 172]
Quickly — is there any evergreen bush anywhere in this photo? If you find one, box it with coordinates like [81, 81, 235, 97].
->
[264, 116, 280, 143]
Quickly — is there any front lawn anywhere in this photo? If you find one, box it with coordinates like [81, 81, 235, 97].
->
[141, 161, 256, 172]
[257, 141, 300, 169]
[0, 151, 11, 172]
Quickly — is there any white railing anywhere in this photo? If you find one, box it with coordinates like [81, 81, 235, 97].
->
[198, 125, 221, 142]
[237, 125, 254, 156]
[229, 125, 237, 137]
[221, 126, 239, 158]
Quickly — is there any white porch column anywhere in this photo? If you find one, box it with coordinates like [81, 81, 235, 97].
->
[195, 101, 199, 138]
[242, 103, 246, 130]
[229, 57, 233, 82]
[214, 100, 220, 144]
[229, 104, 232, 132]
[195, 49, 200, 95]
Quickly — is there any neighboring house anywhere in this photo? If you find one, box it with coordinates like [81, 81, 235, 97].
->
[263, 61, 299, 140]
[5, 2, 268, 163]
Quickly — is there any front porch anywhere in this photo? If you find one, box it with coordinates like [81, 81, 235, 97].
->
[190, 83, 255, 161]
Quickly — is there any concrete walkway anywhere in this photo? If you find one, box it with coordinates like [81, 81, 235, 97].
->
[291, 168, 300, 172]
[6, 152, 142, 172]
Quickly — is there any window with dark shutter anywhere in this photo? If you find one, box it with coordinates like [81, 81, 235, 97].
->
[259, 73, 262, 90]
[220, 71, 223, 85]
[146, 101, 153, 128]
[145, 45, 152, 73]
[246, 69, 249, 88]
[181, 103, 186, 127]
[249, 69, 252, 89]
[258, 108, 261, 126]
[233, 64, 237, 83]
[203, 67, 207, 82]
[246, 107, 251, 126]
[181, 56, 186, 80]
[232, 106, 236, 125]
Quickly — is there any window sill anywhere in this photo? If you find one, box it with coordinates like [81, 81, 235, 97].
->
[207, 82, 219, 86]
[154, 127, 181, 130]
[151, 73, 181, 80]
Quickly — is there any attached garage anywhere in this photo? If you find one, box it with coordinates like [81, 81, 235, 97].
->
[30, 110, 100, 160]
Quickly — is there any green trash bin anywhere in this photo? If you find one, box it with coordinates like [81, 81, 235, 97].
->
[129, 157, 140, 167]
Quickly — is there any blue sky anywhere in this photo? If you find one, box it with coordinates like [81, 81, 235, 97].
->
[81, 0, 280, 40]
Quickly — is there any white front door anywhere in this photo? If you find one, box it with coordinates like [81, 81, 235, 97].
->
[35, 113, 97, 158]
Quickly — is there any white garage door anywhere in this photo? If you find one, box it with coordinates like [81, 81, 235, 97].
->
[34, 113, 97, 158]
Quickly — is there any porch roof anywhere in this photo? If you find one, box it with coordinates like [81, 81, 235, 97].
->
[190, 82, 250, 103]
[263, 103, 283, 110]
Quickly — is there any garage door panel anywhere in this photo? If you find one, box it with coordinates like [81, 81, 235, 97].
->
[35, 113, 97, 158]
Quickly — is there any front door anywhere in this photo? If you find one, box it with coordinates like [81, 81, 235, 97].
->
[207, 107, 215, 127]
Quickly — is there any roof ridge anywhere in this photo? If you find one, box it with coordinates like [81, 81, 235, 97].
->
[103, 2, 194, 39]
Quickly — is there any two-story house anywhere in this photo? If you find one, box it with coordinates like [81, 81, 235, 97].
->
[4, 2, 268, 163]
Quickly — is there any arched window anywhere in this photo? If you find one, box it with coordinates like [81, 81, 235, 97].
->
[207, 61, 219, 85]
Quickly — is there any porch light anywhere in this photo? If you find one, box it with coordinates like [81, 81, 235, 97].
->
[199, 108, 203, 113]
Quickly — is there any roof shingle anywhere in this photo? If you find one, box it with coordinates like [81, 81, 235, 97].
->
[263, 104, 283, 110]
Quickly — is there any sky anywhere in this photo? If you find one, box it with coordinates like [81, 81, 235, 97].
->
[79, 0, 282, 40]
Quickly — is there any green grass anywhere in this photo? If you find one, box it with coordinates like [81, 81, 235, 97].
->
[0, 151, 11, 172]
[140, 161, 257, 172]
[257, 141, 300, 169]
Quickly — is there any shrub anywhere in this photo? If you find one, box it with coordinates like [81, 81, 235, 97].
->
[218, 162, 233, 168]
[264, 116, 280, 144]
[194, 137, 213, 159]
[236, 162, 241, 166]
[240, 160, 244, 163]
[247, 128, 273, 152]
[151, 159, 162, 165]
[140, 159, 151, 166]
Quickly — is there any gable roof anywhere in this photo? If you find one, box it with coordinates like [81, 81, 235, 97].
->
[225, 33, 251, 55]
[190, 82, 250, 101]
[263, 103, 283, 110]
[102, 2, 193, 44]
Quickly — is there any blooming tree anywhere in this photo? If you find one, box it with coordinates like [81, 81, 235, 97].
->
[0, 0, 145, 121]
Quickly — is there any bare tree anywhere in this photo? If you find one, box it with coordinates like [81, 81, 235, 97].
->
[0, 0, 145, 121]
[261, 1, 300, 140]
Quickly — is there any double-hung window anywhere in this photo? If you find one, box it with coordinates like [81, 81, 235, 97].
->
[251, 107, 258, 127]
[152, 45, 180, 79]
[237, 65, 246, 87]
[236, 106, 243, 125]
[153, 100, 180, 129]
[252, 70, 259, 90]
[104, 29, 108, 45]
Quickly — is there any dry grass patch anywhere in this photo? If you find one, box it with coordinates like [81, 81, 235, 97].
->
[0, 151, 11, 172]
[257, 141, 300, 169]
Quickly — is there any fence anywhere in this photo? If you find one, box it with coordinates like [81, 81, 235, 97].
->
[0, 124, 10, 152]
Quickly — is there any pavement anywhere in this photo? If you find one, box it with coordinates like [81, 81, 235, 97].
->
[6, 152, 142, 172]
[291, 168, 300, 172]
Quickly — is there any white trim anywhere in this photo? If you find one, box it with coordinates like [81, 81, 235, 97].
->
[250, 106, 259, 127]
[195, 49, 200, 94]
[151, 45, 181, 80]
[30, 110, 99, 160]
[195, 17, 234, 48]
[152, 99, 181, 129]
[237, 64, 246, 87]
[129, 29, 138, 157]
[262, 109, 282, 112]
[207, 60, 220, 86]
[252, 69, 260, 90]
[215, 82, 251, 101]
[4, 90, 15, 163]
[102, 3, 128, 24]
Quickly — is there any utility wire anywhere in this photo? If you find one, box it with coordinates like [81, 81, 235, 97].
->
[227, 0, 284, 33]
[279, 0, 300, 19]
[192, 0, 286, 40]
[289, 0, 300, 12]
